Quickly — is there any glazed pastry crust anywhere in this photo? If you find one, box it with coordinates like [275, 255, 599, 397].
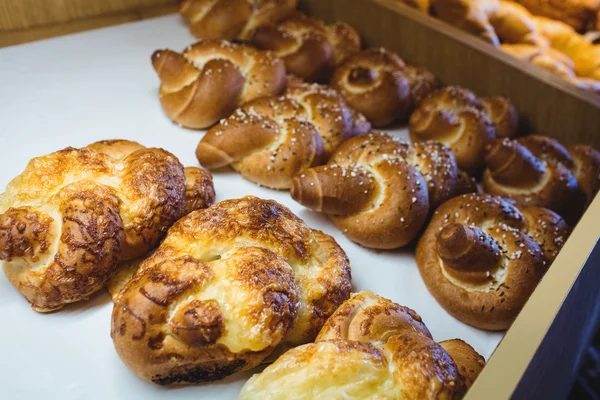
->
[0, 140, 193, 312]
[111, 196, 351, 384]
[239, 291, 485, 399]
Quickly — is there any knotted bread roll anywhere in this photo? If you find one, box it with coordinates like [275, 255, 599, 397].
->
[180, 0, 297, 40]
[482, 137, 579, 217]
[0, 140, 215, 312]
[151, 40, 286, 129]
[517, 135, 600, 221]
[291, 132, 469, 249]
[409, 86, 519, 173]
[331, 48, 438, 127]
[111, 196, 351, 384]
[251, 13, 361, 81]
[239, 291, 485, 399]
[416, 193, 570, 330]
[195, 82, 370, 189]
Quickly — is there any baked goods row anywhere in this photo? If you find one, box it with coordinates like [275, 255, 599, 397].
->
[1, 2, 599, 398]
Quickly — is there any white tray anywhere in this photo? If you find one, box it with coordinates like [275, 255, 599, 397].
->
[0, 15, 503, 399]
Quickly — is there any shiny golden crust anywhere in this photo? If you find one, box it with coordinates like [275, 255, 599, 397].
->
[409, 86, 515, 173]
[111, 197, 351, 384]
[395, 0, 431, 13]
[330, 48, 414, 127]
[564, 144, 600, 207]
[183, 167, 216, 215]
[482, 138, 578, 216]
[151, 40, 286, 129]
[180, 0, 298, 40]
[239, 291, 484, 399]
[416, 194, 568, 330]
[432, 0, 502, 46]
[0, 140, 199, 311]
[501, 43, 577, 78]
[291, 133, 462, 249]
[489, 1, 548, 45]
[195, 83, 370, 189]
[514, 0, 600, 31]
[251, 13, 361, 81]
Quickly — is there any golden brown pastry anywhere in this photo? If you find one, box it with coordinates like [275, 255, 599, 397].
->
[0, 140, 215, 312]
[409, 86, 518, 173]
[111, 196, 351, 384]
[195, 82, 370, 189]
[517, 135, 600, 220]
[482, 137, 579, 216]
[180, 0, 298, 40]
[330, 48, 438, 127]
[513, 0, 600, 32]
[291, 133, 463, 249]
[490, 1, 549, 45]
[416, 193, 570, 330]
[432, 0, 502, 46]
[534, 16, 600, 80]
[239, 291, 485, 399]
[501, 43, 577, 77]
[151, 40, 286, 129]
[251, 13, 361, 81]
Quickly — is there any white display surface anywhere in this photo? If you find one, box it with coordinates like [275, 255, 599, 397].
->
[0, 15, 503, 400]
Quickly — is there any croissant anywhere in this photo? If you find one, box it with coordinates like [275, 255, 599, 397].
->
[416, 193, 570, 330]
[180, 0, 298, 40]
[534, 16, 600, 80]
[151, 40, 286, 129]
[251, 13, 361, 81]
[330, 48, 438, 127]
[482, 137, 579, 216]
[501, 43, 576, 78]
[239, 291, 485, 399]
[517, 135, 600, 220]
[513, 0, 600, 32]
[409, 86, 518, 173]
[111, 196, 352, 384]
[195, 82, 370, 189]
[432, 0, 502, 46]
[393, 0, 431, 13]
[0, 140, 215, 312]
[291, 132, 465, 249]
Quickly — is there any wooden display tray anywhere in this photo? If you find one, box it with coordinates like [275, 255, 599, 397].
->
[2, 0, 600, 398]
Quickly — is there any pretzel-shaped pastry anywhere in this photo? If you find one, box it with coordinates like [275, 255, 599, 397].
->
[409, 86, 518, 173]
[416, 193, 569, 330]
[251, 13, 361, 81]
[111, 196, 351, 384]
[291, 132, 467, 249]
[151, 40, 286, 129]
[195, 82, 370, 189]
[331, 48, 438, 127]
[482, 137, 579, 216]
[0, 140, 215, 312]
[180, 0, 298, 40]
[239, 291, 485, 399]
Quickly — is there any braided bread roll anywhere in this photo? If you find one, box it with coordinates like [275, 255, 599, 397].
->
[410, 86, 519, 173]
[0, 140, 215, 312]
[432, 0, 502, 46]
[151, 40, 286, 129]
[291, 133, 466, 249]
[331, 48, 438, 127]
[482, 137, 579, 216]
[517, 135, 600, 221]
[417, 193, 569, 330]
[251, 13, 361, 82]
[111, 196, 351, 384]
[180, 0, 298, 40]
[195, 82, 370, 189]
[239, 291, 485, 399]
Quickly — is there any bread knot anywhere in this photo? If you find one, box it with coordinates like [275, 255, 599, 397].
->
[152, 40, 286, 129]
[291, 132, 468, 249]
[195, 82, 370, 189]
[180, 0, 298, 40]
[416, 193, 570, 330]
